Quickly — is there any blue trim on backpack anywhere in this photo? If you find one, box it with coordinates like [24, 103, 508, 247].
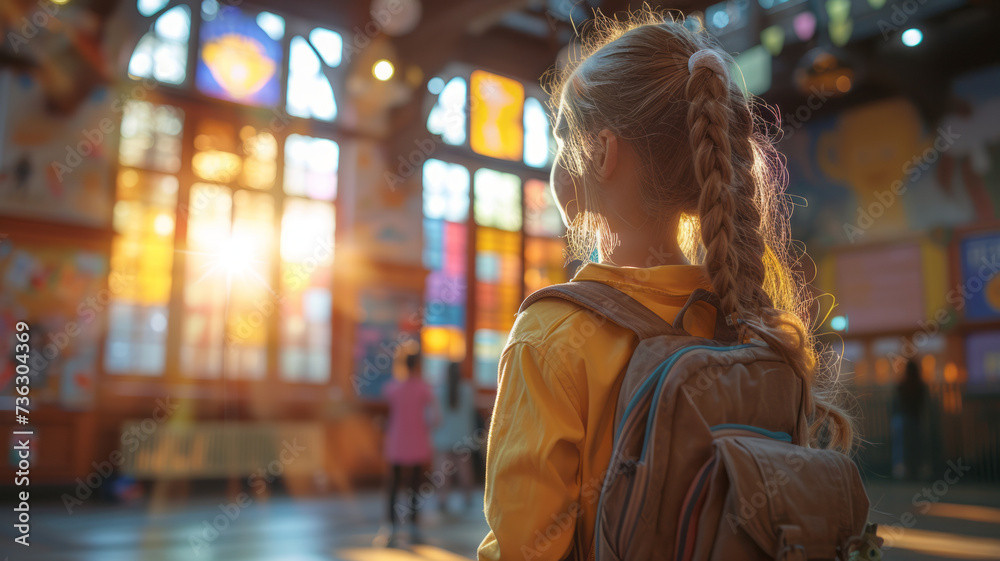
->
[597, 343, 753, 561]
[710, 423, 792, 442]
[638, 344, 754, 461]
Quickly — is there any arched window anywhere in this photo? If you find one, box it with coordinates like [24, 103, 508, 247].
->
[420, 66, 570, 388]
[108, 0, 345, 385]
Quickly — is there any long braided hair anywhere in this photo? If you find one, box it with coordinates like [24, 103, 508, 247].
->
[548, 10, 854, 451]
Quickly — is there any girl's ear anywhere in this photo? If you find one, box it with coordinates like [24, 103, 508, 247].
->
[594, 128, 619, 183]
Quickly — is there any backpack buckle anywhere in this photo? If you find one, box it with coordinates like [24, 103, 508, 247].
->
[777, 525, 807, 561]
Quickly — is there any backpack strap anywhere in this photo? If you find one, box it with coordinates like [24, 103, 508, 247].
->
[673, 288, 740, 343]
[518, 280, 682, 340]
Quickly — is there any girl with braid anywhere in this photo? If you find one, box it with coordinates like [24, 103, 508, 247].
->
[478, 11, 853, 561]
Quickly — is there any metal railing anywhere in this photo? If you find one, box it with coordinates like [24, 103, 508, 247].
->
[851, 383, 1000, 482]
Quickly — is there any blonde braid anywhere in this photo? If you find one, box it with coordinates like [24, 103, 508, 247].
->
[685, 58, 742, 319]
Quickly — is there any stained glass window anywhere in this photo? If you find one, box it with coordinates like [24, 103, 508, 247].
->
[474, 168, 521, 231]
[427, 77, 467, 146]
[105, 170, 179, 374]
[225, 190, 274, 379]
[196, 3, 284, 105]
[524, 179, 563, 237]
[280, 199, 334, 382]
[239, 126, 278, 190]
[179, 183, 232, 378]
[284, 135, 338, 200]
[423, 159, 469, 223]
[287, 31, 340, 121]
[523, 97, 551, 168]
[474, 227, 521, 387]
[129, 5, 191, 84]
[470, 70, 524, 161]
[106, 101, 184, 375]
[119, 101, 184, 173]
[421, 159, 470, 383]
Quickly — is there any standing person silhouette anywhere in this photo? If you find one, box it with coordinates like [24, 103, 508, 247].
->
[433, 362, 477, 513]
[383, 352, 436, 546]
[897, 359, 929, 480]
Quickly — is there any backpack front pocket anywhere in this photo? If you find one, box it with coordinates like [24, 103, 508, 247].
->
[693, 435, 870, 561]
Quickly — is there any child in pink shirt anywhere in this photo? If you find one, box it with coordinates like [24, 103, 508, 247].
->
[383, 352, 436, 544]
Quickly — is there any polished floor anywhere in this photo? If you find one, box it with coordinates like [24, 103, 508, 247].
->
[0, 482, 998, 560]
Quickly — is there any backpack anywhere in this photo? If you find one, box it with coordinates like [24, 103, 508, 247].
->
[518, 280, 872, 561]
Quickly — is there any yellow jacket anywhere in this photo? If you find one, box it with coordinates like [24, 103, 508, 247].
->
[478, 262, 717, 561]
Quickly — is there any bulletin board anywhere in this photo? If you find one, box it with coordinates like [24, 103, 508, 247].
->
[0, 237, 107, 409]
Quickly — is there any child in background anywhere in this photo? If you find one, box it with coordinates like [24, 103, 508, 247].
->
[432, 362, 477, 513]
[383, 352, 436, 546]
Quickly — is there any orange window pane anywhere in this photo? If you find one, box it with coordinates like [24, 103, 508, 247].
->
[470, 70, 524, 161]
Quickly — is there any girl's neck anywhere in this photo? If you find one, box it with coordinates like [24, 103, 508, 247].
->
[600, 223, 687, 269]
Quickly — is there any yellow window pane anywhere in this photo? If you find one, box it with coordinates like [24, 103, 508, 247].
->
[279, 198, 334, 382]
[181, 183, 233, 378]
[470, 70, 524, 161]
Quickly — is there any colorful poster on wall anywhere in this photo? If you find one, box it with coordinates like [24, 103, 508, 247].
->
[960, 232, 1000, 321]
[0, 239, 107, 409]
[0, 72, 113, 227]
[781, 64, 1000, 249]
[352, 288, 421, 399]
[196, 5, 283, 106]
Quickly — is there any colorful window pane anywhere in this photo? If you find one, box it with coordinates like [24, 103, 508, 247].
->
[474, 227, 521, 386]
[427, 77, 467, 146]
[523, 97, 551, 168]
[422, 158, 470, 381]
[422, 159, 469, 223]
[118, 101, 183, 173]
[180, 183, 232, 378]
[279, 198, 334, 383]
[129, 5, 190, 84]
[524, 179, 564, 237]
[239, 126, 277, 190]
[225, 190, 274, 379]
[287, 34, 339, 121]
[470, 70, 524, 161]
[137, 0, 169, 17]
[525, 237, 567, 296]
[105, 169, 179, 374]
[473, 329, 505, 387]
[196, 4, 283, 105]
[474, 168, 521, 231]
[284, 135, 338, 200]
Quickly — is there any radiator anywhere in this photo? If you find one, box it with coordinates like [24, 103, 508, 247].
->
[119, 421, 324, 479]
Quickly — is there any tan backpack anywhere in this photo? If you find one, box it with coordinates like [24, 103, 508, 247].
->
[519, 281, 872, 561]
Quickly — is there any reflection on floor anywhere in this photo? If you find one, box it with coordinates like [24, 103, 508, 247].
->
[0, 482, 997, 560]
